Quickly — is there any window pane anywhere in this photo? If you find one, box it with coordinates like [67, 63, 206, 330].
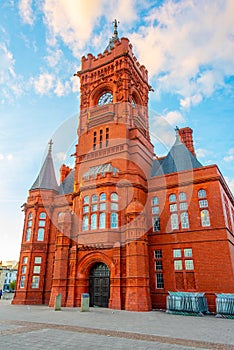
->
[181, 212, 189, 229]
[83, 206, 89, 213]
[155, 260, 163, 270]
[32, 276, 40, 288]
[23, 257, 28, 264]
[111, 212, 118, 228]
[20, 276, 25, 288]
[173, 249, 182, 258]
[99, 213, 106, 229]
[111, 202, 118, 211]
[171, 213, 178, 230]
[92, 194, 98, 203]
[33, 265, 41, 274]
[198, 189, 206, 198]
[39, 212, 46, 219]
[82, 215, 89, 231]
[39, 220, 46, 227]
[100, 203, 106, 211]
[91, 204, 98, 212]
[37, 228, 44, 241]
[169, 194, 176, 202]
[28, 212, 33, 219]
[201, 210, 210, 227]
[174, 260, 183, 270]
[179, 192, 186, 201]
[185, 260, 194, 270]
[83, 195, 89, 204]
[184, 248, 192, 257]
[100, 193, 106, 201]
[21, 266, 27, 274]
[154, 250, 162, 259]
[152, 206, 159, 214]
[111, 193, 118, 201]
[152, 196, 159, 205]
[170, 204, 177, 212]
[156, 273, 164, 289]
[199, 200, 208, 208]
[34, 257, 42, 264]
[91, 214, 97, 229]
[26, 228, 31, 241]
[153, 217, 160, 232]
[27, 220, 32, 227]
[180, 202, 188, 211]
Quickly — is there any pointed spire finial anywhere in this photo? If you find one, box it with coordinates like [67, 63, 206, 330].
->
[175, 126, 181, 143]
[48, 139, 53, 154]
[113, 19, 119, 39]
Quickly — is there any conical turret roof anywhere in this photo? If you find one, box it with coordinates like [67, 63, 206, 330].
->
[30, 140, 58, 191]
[151, 129, 202, 177]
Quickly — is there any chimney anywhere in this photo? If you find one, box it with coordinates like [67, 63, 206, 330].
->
[60, 164, 72, 184]
[179, 127, 196, 157]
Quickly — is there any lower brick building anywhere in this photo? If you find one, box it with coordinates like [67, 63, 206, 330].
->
[13, 23, 234, 312]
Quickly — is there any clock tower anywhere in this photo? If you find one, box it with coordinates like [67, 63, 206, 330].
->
[69, 21, 154, 311]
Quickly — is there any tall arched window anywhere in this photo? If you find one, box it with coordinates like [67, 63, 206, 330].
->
[201, 210, 210, 227]
[37, 228, 44, 241]
[25, 212, 33, 242]
[198, 189, 206, 198]
[169, 194, 176, 203]
[37, 212, 46, 241]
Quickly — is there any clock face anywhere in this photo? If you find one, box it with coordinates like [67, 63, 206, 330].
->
[98, 92, 113, 106]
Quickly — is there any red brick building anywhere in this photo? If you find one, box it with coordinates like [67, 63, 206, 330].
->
[13, 24, 234, 312]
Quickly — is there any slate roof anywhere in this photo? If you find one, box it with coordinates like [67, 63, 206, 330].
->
[84, 163, 119, 179]
[30, 147, 58, 191]
[59, 169, 75, 195]
[151, 135, 202, 177]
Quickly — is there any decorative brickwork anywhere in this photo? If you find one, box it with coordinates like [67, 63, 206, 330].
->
[13, 26, 234, 312]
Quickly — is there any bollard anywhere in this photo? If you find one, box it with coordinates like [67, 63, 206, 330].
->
[54, 293, 62, 311]
[80, 293, 90, 312]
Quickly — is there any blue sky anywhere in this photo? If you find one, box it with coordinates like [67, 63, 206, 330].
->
[0, 0, 233, 261]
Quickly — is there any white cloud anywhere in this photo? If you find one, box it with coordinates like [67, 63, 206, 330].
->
[33, 72, 54, 95]
[56, 152, 66, 162]
[0, 153, 14, 161]
[224, 148, 234, 162]
[130, 0, 234, 108]
[18, 0, 34, 25]
[54, 80, 70, 97]
[45, 48, 63, 67]
[196, 148, 211, 159]
[150, 110, 184, 149]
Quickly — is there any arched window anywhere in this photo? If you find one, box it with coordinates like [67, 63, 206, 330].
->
[39, 212, 46, 219]
[28, 212, 33, 219]
[181, 212, 189, 229]
[179, 192, 186, 201]
[99, 212, 106, 229]
[171, 213, 179, 230]
[100, 193, 106, 201]
[92, 194, 98, 203]
[201, 210, 210, 227]
[152, 196, 159, 206]
[169, 194, 176, 203]
[111, 212, 118, 228]
[91, 213, 97, 230]
[111, 192, 118, 201]
[82, 215, 89, 231]
[198, 189, 206, 198]
[83, 195, 89, 204]
[37, 228, 44, 241]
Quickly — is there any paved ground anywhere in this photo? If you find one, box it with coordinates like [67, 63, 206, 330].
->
[0, 300, 233, 349]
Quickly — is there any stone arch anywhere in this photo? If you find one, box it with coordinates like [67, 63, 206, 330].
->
[90, 83, 114, 106]
[132, 89, 143, 106]
[77, 251, 114, 278]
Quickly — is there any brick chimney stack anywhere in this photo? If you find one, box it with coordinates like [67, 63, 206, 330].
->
[60, 164, 72, 184]
[179, 127, 196, 157]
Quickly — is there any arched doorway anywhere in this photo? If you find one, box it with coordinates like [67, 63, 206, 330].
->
[89, 263, 110, 307]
